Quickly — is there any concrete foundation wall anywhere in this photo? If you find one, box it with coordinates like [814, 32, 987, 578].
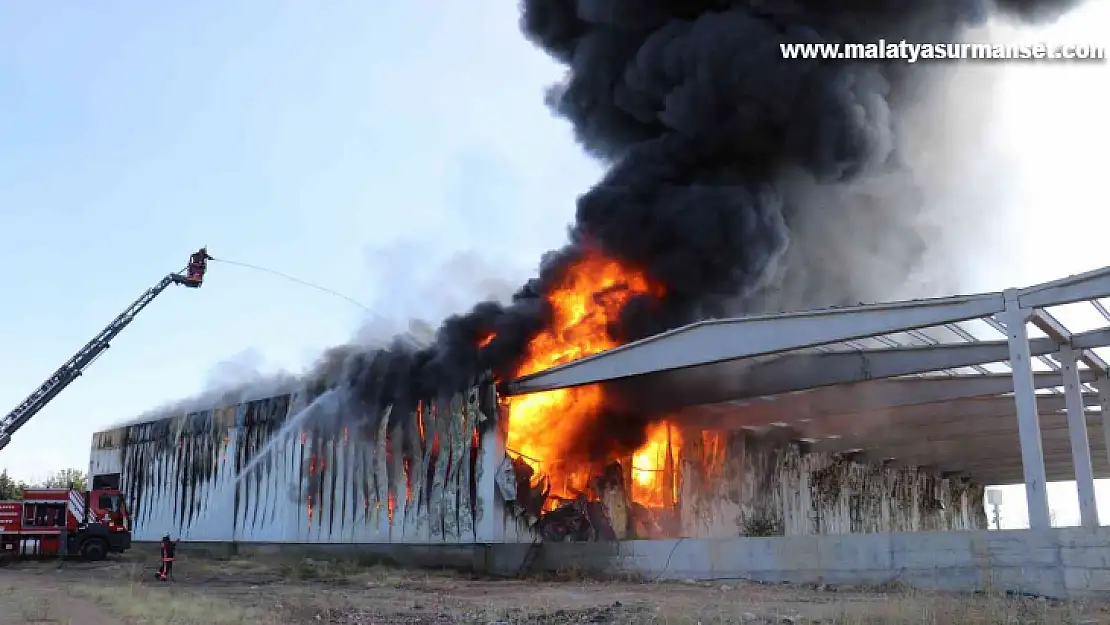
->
[512, 528, 1110, 598]
[146, 527, 1110, 599]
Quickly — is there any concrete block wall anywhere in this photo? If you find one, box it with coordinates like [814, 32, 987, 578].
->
[140, 527, 1110, 599]
[514, 527, 1110, 598]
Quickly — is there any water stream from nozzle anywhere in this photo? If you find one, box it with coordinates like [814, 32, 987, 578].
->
[233, 387, 345, 484]
[176, 387, 345, 539]
[210, 257, 383, 317]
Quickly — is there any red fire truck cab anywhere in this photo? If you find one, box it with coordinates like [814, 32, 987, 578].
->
[0, 487, 132, 561]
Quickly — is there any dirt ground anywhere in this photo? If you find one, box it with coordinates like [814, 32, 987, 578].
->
[1, 552, 1109, 624]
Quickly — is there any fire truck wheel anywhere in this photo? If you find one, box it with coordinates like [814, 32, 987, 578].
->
[79, 538, 108, 562]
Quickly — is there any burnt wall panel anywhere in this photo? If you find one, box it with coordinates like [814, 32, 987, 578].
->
[89, 381, 501, 544]
[493, 427, 988, 543]
[90, 380, 983, 546]
[676, 430, 988, 538]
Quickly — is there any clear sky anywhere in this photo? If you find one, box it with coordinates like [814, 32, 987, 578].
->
[0, 3, 1106, 527]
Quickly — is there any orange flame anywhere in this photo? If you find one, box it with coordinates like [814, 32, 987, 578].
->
[403, 458, 413, 504]
[497, 251, 677, 507]
[631, 422, 682, 507]
[306, 494, 314, 528]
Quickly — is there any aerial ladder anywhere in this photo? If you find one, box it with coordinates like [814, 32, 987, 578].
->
[0, 248, 213, 452]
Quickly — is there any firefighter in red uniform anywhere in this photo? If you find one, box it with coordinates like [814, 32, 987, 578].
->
[185, 247, 213, 286]
[155, 535, 177, 581]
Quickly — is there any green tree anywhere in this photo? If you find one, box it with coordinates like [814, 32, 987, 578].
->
[39, 468, 87, 491]
[0, 470, 31, 499]
[0, 470, 18, 500]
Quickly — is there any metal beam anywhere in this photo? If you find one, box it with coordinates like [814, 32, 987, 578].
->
[980, 464, 1110, 485]
[959, 461, 1110, 484]
[542, 327, 1110, 416]
[1031, 309, 1109, 375]
[1072, 328, 1110, 351]
[672, 371, 1093, 429]
[807, 412, 1103, 452]
[873, 455, 1106, 479]
[952, 454, 1110, 475]
[1018, 265, 1110, 310]
[684, 394, 1097, 435]
[839, 425, 1103, 459]
[506, 292, 1007, 395]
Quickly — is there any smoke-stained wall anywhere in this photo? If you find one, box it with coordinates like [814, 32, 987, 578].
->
[677, 431, 987, 537]
[89, 382, 504, 544]
[496, 428, 987, 543]
[91, 388, 986, 545]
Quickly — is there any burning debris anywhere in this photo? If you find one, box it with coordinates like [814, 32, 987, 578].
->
[496, 452, 679, 541]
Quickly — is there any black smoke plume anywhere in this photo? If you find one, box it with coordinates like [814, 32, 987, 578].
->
[341, 0, 1081, 458]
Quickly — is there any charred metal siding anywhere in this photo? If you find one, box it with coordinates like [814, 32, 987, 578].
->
[496, 428, 988, 542]
[676, 431, 987, 537]
[89, 382, 505, 544]
[91, 386, 987, 545]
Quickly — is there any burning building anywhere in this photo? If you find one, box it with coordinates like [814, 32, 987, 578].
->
[87, 380, 987, 545]
[86, 0, 1095, 548]
[88, 248, 988, 545]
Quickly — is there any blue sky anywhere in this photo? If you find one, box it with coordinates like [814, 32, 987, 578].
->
[1, 3, 1107, 527]
[0, 2, 602, 480]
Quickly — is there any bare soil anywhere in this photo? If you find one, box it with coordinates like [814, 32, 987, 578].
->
[0, 552, 1108, 624]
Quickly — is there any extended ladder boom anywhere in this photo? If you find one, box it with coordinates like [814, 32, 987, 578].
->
[0, 254, 208, 452]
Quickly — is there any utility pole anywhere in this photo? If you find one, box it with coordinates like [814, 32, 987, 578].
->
[986, 489, 1004, 530]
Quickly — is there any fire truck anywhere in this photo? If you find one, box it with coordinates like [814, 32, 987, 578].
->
[0, 487, 131, 560]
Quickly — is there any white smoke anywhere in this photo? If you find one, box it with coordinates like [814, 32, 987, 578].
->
[106, 246, 523, 429]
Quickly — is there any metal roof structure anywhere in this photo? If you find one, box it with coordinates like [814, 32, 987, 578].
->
[503, 266, 1110, 530]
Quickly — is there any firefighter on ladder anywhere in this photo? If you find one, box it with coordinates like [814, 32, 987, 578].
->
[155, 535, 177, 581]
[184, 247, 213, 287]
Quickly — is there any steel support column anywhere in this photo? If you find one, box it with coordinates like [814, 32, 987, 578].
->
[474, 385, 507, 542]
[1060, 346, 1099, 527]
[1000, 288, 1052, 529]
[1096, 375, 1110, 476]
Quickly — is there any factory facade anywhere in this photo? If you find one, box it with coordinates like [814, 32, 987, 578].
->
[89, 379, 986, 545]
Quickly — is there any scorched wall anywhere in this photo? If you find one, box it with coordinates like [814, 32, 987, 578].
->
[89, 381, 505, 544]
[89, 387, 987, 544]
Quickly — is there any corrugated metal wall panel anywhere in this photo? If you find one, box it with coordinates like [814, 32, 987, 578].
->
[89, 381, 504, 544]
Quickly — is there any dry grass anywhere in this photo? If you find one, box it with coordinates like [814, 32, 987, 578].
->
[70, 583, 271, 624]
[0, 575, 113, 624]
[0, 582, 60, 624]
[1, 553, 1108, 624]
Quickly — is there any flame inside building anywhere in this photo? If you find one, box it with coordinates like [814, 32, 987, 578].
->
[494, 251, 692, 539]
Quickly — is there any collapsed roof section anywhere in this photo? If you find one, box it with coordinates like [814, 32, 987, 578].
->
[503, 266, 1110, 530]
